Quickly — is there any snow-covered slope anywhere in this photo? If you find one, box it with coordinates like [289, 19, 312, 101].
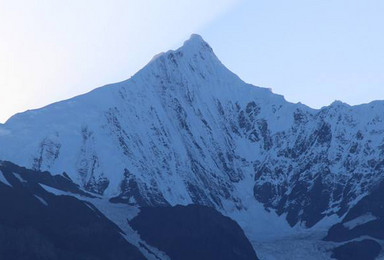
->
[1, 35, 384, 252]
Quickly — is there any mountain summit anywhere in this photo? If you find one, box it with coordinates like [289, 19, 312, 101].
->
[1, 35, 384, 258]
[179, 33, 213, 53]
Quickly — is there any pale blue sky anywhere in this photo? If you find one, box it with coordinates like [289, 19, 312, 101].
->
[202, 0, 384, 109]
[1, 0, 383, 122]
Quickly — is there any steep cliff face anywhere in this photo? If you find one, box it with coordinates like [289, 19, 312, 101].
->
[0, 34, 384, 234]
[253, 101, 384, 227]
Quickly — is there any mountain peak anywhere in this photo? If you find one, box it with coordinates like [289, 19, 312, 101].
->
[180, 34, 213, 55]
[185, 34, 205, 44]
[148, 34, 214, 66]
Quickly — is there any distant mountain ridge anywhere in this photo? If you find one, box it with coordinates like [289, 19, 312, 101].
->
[0, 34, 383, 259]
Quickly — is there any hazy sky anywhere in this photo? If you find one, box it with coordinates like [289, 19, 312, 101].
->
[1, 0, 383, 123]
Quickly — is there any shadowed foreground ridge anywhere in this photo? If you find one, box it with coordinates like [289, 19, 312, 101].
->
[0, 161, 144, 260]
[130, 205, 258, 260]
[0, 161, 259, 259]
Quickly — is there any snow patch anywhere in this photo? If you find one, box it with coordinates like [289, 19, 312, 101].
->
[34, 194, 48, 206]
[343, 213, 377, 230]
[12, 172, 26, 183]
[39, 184, 67, 196]
[0, 170, 11, 187]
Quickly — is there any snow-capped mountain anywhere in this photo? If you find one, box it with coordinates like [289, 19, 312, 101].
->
[0, 34, 383, 258]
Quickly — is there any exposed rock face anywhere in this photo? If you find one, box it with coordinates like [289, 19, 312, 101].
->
[0, 34, 384, 233]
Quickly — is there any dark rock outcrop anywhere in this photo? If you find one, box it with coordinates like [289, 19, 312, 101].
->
[130, 205, 258, 260]
[331, 239, 381, 260]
